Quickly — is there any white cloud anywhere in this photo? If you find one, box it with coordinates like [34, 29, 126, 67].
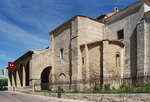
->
[0, 54, 15, 61]
[0, 19, 49, 50]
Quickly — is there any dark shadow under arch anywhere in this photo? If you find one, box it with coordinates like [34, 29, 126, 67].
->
[8, 70, 12, 86]
[18, 64, 23, 87]
[25, 61, 29, 86]
[41, 66, 51, 90]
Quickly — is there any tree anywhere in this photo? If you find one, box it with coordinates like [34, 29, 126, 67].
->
[0, 79, 8, 86]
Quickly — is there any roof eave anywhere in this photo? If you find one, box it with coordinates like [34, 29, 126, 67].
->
[49, 15, 104, 35]
[105, 1, 150, 22]
[14, 50, 34, 62]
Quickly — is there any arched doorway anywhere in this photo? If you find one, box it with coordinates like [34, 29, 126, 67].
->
[41, 67, 51, 90]
[25, 61, 29, 86]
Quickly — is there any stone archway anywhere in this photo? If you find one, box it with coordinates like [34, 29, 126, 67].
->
[40, 66, 51, 90]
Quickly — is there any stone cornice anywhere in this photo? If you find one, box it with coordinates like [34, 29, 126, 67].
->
[14, 50, 34, 62]
[105, 1, 150, 22]
[80, 39, 124, 47]
[144, 11, 150, 17]
[49, 15, 104, 35]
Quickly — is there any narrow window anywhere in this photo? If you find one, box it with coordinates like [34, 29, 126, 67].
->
[82, 57, 85, 64]
[117, 29, 124, 40]
[116, 54, 120, 67]
[60, 49, 63, 59]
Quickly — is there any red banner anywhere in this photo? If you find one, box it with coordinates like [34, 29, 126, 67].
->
[8, 62, 15, 70]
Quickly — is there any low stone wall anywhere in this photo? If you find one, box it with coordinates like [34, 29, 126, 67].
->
[30, 92, 150, 102]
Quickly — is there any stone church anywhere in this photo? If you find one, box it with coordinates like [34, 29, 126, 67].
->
[8, 1, 150, 92]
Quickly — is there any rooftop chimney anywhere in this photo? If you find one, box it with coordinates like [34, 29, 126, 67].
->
[113, 7, 119, 13]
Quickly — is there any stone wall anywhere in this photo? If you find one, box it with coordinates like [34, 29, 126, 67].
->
[144, 12, 150, 75]
[31, 49, 51, 80]
[31, 92, 150, 102]
[88, 42, 102, 79]
[78, 16, 104, 45]
[145, 12, 150, 76]
[105, 3, 150, 76]
[137, 20, 145, 76]
[53, 23, 71, 82]
[103, 40, 123, 78]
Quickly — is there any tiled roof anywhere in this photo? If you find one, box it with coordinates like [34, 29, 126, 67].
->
[0, 77, 7, 79]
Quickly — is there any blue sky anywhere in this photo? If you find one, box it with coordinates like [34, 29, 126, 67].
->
[0, 0, 139, 77]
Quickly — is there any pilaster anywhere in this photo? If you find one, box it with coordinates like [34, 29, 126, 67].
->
[137, 20, 146, 76]
[102, 40, 109, 78]
[51, 33, 55, 84]
[85, 44, 89, 80]
[23, 63, 26, 87]
[16, 69, 21, 87]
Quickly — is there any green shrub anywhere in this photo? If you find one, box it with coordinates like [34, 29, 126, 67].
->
[120, 82, 126, 89]
[134, 81, 140, 87]
[61, 88, 64, 93]
[104, 83, 110, 91]
[0, 79, 7, 86]
[73, 80, 80, 92]
[49, 86, 53, 91]
[92, 83, 101, 93]
[112, 86, 116, 90]
[134, 80, 147, 87]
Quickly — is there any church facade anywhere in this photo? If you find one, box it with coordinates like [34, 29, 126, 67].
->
[8, 1, 150, 92]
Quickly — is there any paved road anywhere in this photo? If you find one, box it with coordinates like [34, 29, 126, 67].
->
[0, 91, 89, 102]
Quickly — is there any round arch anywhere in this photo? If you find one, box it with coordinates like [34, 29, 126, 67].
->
[58, 73, 66, 84]
[113, 52, 121, 67]
[40, 66, 51, 90]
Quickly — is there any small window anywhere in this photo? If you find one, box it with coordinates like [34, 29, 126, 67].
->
[117, 29, 124, 40]
[82, 57, 85, 64]
[60, 49, 63, 59]
[116, 54, 120, 67]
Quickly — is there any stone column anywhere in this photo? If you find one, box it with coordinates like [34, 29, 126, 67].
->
[29, 59, 32, 86]
[121, 47, 124, 79]
[8, 70, 11, 87]
[85, 44, 89, 80]
[8, 70, 12, 91]
[11, 72, 15, 91]
[23, 63, 26, 87]
[16, 68, 21, 87]
[51, 33, 55, 84]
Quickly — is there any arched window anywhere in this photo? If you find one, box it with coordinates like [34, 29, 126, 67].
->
[82, 57, 85, 64]
[116, 54, 120, 67]
[60, 49, 63, 60]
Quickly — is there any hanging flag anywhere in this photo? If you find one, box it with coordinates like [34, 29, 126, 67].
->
[8, 62, 15, 70]
[2, 69, 6, 75]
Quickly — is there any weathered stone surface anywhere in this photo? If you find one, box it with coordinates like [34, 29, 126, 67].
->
[8, 1, 150, 93]
[30, 92, 150, 102]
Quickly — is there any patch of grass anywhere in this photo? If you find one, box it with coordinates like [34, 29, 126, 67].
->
[35, 90, 50, 92]
[35, 90, 57, 93]
[35, 86, 150, 94]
